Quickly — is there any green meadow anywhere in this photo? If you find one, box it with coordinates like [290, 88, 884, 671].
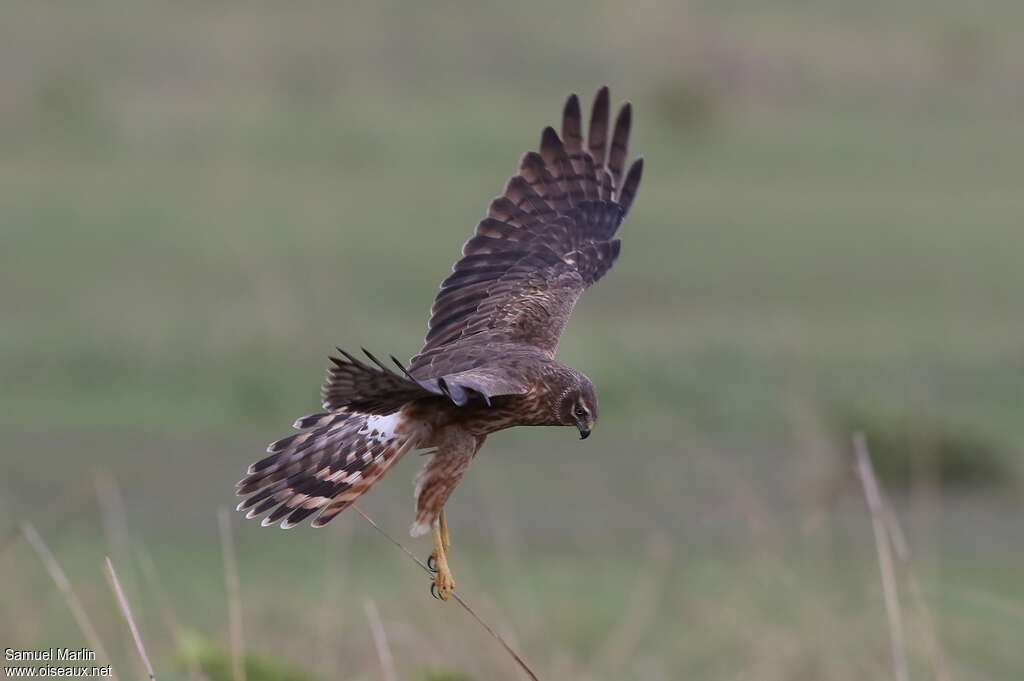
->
[2, 2, 1022, 679]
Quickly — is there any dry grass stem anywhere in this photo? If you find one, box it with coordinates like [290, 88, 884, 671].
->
[853, 432, 909, 681]
[218, 508, 247, 681]
[878, 484, 953, 681]
[105, 556, 156, 680]
[363, 598, 398, 681]
[354, 506, 541, 681]
[21, 523, 120, 681]
[94, 470, 150, 678]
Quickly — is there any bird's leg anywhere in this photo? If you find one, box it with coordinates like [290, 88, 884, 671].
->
[439, 508, 451, 552]
[427, 509, 451, 570]
[429, 511, 455, 601]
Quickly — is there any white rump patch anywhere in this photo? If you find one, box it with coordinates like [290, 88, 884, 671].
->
[360, 413, 402, 442]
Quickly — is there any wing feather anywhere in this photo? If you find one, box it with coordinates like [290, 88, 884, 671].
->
[587, 86, 610, 168]
[608, 102, 632, 189]
[410, 87, 644, 372]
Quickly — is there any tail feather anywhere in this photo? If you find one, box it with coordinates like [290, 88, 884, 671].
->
[236, 410, 420, 529]
[322, 349, 432, 414]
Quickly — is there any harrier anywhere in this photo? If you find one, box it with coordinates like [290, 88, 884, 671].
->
[236, 87, 643, 600]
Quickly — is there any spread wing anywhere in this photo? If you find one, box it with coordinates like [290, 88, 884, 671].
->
[409, 87, 643, 375]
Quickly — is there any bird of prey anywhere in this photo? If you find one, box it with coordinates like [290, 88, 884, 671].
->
[236, 86, 643, 600]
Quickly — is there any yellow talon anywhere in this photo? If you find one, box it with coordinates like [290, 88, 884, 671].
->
[430, 513, 455, 601]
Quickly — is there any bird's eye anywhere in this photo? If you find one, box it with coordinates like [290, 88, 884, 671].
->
[574, 407, 587, 417]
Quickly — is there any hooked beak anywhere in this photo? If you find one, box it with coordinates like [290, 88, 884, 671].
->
[577, 424, 591, 440]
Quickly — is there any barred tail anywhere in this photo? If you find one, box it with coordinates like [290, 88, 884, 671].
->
[236, 410, 420, 529]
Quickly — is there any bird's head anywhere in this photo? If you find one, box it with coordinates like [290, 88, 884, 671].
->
[557, 372, 599, 440]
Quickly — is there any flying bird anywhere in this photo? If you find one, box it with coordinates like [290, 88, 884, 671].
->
[236, 86, 643, 600]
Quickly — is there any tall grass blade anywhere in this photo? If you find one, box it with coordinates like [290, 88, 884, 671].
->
[105, 556, 156, 680]
[363, 598, 398, 681]
[853, 432, 909, 681]
[22, 523, 120, 681]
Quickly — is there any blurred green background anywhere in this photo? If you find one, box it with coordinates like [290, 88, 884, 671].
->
[2, 1, 1022, 679]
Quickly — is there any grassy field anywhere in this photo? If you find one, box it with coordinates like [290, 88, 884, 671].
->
[2, 1, 1023, 679]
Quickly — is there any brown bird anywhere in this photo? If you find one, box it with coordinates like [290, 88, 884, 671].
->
[236, 86, 643, 600]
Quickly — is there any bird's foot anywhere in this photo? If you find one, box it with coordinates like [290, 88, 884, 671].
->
[429, 514, 455, 601]
[430, 561, 455, 601]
